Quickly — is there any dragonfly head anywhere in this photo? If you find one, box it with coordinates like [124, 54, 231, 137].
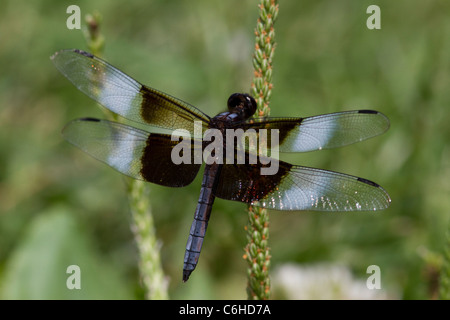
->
[227, 93, 257, 119]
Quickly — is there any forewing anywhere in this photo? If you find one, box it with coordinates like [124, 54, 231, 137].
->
[239, 110, 389, 153]
[52, 49, 210, 136]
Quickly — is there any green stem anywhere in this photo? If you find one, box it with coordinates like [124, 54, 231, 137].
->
[128, 180, 168, 300]
[245, 0, 278, 300]
[83, 13, 168, 300]
[83, 12, 105, 56]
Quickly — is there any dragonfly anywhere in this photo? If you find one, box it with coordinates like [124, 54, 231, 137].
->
[52, 49, 391, 282]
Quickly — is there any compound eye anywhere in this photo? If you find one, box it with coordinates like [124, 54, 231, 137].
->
[227, 93, 257, 118]
[244, 95, 257, 118]
[227, 93, 243, 110]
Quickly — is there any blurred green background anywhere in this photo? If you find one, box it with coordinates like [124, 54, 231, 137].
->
[1, 0, 449, 299]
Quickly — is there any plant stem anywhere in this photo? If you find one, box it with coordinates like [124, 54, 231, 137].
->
[83, 12, 168, 300]
[245, 0, 278, 300]
[83, 12, 105, 56]
[128, 180, 168, 300]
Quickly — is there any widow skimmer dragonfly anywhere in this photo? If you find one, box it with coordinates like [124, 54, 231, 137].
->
[52, 49, 391, 282]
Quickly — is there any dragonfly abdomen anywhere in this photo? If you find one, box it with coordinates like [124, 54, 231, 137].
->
[183, 162, 222, 282]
